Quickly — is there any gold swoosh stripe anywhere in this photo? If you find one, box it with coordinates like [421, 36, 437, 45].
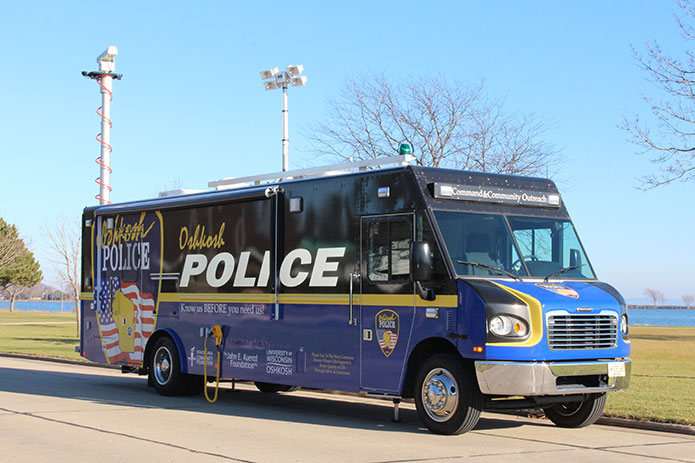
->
[485, 282, 543, 347]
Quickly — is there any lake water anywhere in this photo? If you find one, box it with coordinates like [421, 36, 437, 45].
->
[628, 308, 695, 327]
[2, 301, 694, 327]
[0, 301, 76, 313]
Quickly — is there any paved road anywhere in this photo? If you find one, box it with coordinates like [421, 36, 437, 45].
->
[0, 357, 693, 462]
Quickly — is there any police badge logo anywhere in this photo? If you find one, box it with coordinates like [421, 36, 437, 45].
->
[535, 283, 579, 298]
[376, 309, 399, 357]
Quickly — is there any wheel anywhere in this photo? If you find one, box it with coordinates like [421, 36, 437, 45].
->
[148, 336, 188, 396]
[254, 382, 298, 393]
[543, 393, 606, 428]
[414, 354, 483, 435]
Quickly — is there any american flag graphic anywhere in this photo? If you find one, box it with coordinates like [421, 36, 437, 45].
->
[378, 331, 398, 352]
[97, 276, 155, 364]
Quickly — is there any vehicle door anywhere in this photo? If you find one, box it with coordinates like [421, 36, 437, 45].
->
[359, 214, 415, 392]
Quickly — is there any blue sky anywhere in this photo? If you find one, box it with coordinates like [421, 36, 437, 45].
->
[1, 1, 692, 304]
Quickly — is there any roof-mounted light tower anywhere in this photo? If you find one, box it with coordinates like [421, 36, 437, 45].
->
[82, 46, 123, 204]
[259, 65, 307, 172]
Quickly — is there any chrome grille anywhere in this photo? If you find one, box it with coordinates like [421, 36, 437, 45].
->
[547, 312, 618, 350]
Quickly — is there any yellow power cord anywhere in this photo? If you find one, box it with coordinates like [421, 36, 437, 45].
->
[204, 325, 223, 403]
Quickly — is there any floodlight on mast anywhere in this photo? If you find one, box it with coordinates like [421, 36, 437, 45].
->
[259, 64, 307, 172]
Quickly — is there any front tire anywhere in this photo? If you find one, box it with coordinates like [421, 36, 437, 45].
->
[414, 354, 483, 435]
[543, 393, 606, 428]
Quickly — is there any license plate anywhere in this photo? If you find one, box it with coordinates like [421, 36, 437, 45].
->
[608, 362, 626, 377]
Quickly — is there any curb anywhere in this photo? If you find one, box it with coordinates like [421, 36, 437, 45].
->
[597, 416, 695, 436]
[500, 408, 695, 437]
[0, 352, 119, 370]
[1, 353, 693, 436]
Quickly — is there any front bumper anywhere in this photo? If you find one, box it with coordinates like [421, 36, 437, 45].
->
[474, 359, 631, 396]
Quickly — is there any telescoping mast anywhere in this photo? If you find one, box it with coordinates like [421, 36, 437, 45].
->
[82, 46, 122, 205]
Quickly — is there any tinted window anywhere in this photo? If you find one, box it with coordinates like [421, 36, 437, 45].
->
[434, 211, 522, 277]
[367, 220, 411, 282]
[507, 216, 595, 279]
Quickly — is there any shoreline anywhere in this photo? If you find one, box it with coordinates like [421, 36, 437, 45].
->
[0, 300, 77, 303]
[629, 306, 695, 310]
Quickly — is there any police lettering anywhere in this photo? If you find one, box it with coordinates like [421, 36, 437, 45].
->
[377, 312, 397, 329]
[101, 242, 150, 271]
[180, 247, 346, 288]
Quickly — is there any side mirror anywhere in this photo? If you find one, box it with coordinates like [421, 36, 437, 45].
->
[569, 249, 581, 268]
[410, 241, 433, 281]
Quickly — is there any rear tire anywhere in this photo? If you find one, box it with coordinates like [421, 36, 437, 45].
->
[414, 354, 483, 435]
[254, 382, 298, 393]
[148, 336, 188, 396]
[543, 393, 606, 428]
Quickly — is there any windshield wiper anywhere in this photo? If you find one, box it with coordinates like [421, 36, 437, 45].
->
[544, 265, 583, 282]
[456, 260, 521, 280]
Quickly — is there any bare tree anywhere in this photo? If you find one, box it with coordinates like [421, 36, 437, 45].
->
[623, 0, 695, 188]
[307, 74, 561, 176]
[683, 294, 695, 307]
[644, 288, 666, 306]
[43, 216, 81, 331]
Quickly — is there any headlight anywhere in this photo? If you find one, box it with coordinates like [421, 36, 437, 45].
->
[489, 315, 528, 337]
[620, 313, 629, 336]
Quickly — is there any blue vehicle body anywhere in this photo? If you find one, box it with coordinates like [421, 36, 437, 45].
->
[79, 165, 630, 434]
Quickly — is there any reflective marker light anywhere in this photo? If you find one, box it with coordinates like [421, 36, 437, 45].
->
[289, 197, 303, 212]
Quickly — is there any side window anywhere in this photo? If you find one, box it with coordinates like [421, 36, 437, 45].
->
[81, 215, 94, 292]
[367, 220, 411, 282]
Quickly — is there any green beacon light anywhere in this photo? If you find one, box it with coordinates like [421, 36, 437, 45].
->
[399, 143, 412, 155]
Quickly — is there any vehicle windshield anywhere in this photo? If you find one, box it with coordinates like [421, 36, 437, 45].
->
[434, 211, 596, 280]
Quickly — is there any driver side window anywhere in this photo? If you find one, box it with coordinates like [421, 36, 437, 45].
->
[367, 220, 411, 282]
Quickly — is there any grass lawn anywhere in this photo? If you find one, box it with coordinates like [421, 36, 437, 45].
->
[0, 310, 82, 361]
[0, 310, 693, 425]
[604, 325, 695, 426]
[0, 310, 78, 324]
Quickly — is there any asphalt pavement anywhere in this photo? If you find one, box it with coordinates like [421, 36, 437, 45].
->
[0, 356, 693, 462]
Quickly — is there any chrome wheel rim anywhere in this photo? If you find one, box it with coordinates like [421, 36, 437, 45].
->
[153, 346, 172, 385]
[421, 367, 459, 422]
